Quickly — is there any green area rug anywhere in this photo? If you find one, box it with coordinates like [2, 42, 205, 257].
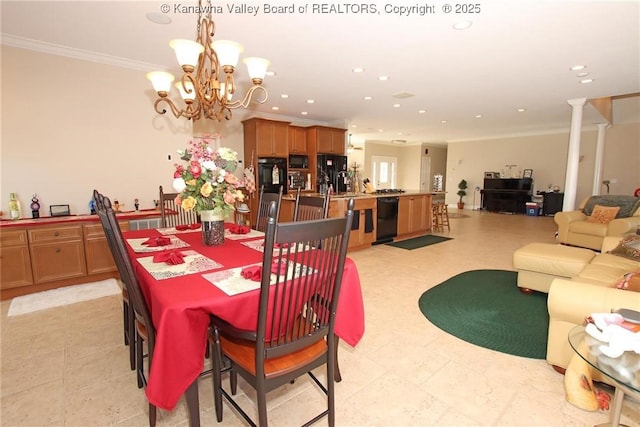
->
[386, 235, 452, 250]
[418, 269, 548, 359]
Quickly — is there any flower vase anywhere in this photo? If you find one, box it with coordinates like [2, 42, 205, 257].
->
[200, 210, 224, 246]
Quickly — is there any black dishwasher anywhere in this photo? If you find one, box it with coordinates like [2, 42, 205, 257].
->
[375, 197, 399, 243]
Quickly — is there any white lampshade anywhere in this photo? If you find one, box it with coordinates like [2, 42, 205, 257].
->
[219, 82, 233, 101]
[243, 57, 271, 81]
[146, 71, 175, 93]
[175, 80, 196, 101]
[212, 40, 244, 68]
[169, 39, 204, 68]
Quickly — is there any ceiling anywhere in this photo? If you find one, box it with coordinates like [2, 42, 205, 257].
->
[2, 1, 639, 146]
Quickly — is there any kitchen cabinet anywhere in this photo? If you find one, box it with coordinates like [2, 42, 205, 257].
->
[84, 222, 129, 275]
[398, 194, 431, 236]
[288, 126, 308, 154]
[243, 117, 289, 158]
[29, 225, 87, 284]
[331, 197, 377, 251]
[0, 229, 33, 289]
[307, 126, 346, 155]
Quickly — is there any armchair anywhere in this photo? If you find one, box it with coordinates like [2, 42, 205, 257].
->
[554, 195, 640, 251]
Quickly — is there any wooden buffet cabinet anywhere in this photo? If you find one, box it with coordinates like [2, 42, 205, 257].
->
[0, 213, 143, 300]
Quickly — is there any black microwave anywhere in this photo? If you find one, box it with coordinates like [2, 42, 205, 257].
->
[289, 154, 308, 169]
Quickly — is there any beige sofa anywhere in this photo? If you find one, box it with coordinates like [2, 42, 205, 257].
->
[546, 236, 640, 372]
[554, 195, 640, 251]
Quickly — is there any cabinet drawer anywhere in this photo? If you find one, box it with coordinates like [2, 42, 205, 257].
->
[1, 229, 28, 247]
[30, 241, 87, 283]
[29, 225, 83, 243]
[83, 222, 129, 238]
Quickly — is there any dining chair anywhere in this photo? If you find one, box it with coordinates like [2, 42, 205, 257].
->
[94, 190, 158, 427]
[293, 187, 330, 221]
[209, 198, 355, 427]
[159, 185, 198, 228]
[93, 190, 135, 372]
[254, 185, 283, 232]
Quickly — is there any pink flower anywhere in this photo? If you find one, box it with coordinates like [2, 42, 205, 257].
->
[224, 173, 238, 185]
[190, 161, 201, 178]
[223, 189, 237, 205]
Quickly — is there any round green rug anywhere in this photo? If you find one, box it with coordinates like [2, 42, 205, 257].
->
[418, 269, 548, 359]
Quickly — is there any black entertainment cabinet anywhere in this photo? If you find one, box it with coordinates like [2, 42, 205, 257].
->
[481, 178, 533, 214]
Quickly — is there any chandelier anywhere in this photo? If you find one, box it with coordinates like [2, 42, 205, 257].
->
[146, 0, 270, 121]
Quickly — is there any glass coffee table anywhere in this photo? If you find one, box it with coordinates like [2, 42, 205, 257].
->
[568, 325, 639, 427]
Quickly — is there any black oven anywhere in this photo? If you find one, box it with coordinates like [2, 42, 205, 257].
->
[257, 157, 287, 194]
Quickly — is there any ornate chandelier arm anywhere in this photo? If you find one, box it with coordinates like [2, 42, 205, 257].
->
[224, 85, 269, 110]
[153, 96, 201, 120]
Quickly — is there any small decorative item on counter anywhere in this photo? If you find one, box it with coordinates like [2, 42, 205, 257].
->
[134, 198, 140, 211]
[154, 199, 159, 209]
[30, 194, 41, 219]
[9, 193, 21, 220]
[89, 199, 96, 215]
[113, 199, 123, 212]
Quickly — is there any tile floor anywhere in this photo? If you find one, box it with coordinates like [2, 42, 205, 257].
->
[2, 210, 639, 426]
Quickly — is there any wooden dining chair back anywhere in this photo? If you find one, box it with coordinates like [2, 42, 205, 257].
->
[93, 189, 158, 427]
[210, 198, 355, 427]
[293, 188, 330, 221]
[159, 185, 198, 228]
[254, 185, 283, 232]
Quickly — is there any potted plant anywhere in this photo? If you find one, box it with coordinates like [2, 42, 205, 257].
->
[457, 179, 468, 210]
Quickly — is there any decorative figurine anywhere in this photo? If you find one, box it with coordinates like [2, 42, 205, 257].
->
[134, 198, 139, 211]
[30, 194, 41, 219]
[113, 199, 121, 212]
[89, 199, 96, 215]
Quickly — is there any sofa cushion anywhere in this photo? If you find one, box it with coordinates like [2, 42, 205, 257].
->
[569, 220, 608, 237]
[608, 234, 640, 262]
[590, 252, 640, 271]
[575, 263, 629, 285]
[586, 204, 620, 224]
[583, 195, 640, 218]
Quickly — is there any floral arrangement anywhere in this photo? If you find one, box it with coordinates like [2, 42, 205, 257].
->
[172, 135, 245, 217]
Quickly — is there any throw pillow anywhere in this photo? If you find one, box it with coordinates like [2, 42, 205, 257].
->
[616, 270, 640, 292]
[608, 234, 640, 262]
[587, 204, 620, 224]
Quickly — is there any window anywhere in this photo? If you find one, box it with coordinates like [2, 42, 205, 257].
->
[371, 156, 397, 189]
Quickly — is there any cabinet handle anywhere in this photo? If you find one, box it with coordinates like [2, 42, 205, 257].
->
[54, 231, 59, 237]
[55, 248, 61, 253]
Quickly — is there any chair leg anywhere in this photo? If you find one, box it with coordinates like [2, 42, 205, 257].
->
[334, 335, 342, 383]
[211, 334, 224, 422]
[257, 386, 268, 427]
[136, 332, 144, 389]
[127, 303, 135, 371]
[185, 380, 200, 427]
[148, 402, 157, 427]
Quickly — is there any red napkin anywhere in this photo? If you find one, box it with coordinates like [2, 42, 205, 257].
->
[271, 261, 288, 275]
[229, 224, 250, 234]
[241, 265, 262, 281]
[152, 251, 186, 265]
[142, 236, 171, 247]
[175, 223, 200, 231]
[274, 242, 290, 248]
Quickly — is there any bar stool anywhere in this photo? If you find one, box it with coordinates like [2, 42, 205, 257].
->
[432, 202, 450, 232]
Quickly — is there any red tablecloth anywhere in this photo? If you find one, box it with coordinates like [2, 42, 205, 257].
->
[123, 226, 365, 411]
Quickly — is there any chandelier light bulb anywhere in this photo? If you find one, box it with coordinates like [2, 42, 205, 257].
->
[212, 40, 244, 69]
[175, 80, 196, 101]
[170, 39, 204, 70]
[147, 71, 175, 94]
[244, 57, 271, 82]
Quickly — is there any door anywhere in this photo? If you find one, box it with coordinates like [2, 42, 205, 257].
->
[371, 156, 397, 190]
[420, 157, 431, 193]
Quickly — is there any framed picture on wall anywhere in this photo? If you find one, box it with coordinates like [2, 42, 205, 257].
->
[523, 169, 533, 178]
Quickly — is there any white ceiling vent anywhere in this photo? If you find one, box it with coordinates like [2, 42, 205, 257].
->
[391, 139, 407, 144]
[392, 91, 414, 99]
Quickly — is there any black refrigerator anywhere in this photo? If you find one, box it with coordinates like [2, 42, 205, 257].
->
[317, 154, 348, 193]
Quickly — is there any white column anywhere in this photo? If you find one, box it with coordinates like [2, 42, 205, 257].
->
[563, 98, 587, 211]
[591, 123, 608, 195]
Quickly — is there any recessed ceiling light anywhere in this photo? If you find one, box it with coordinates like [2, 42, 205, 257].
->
[441, 120, 448, 124]
[307, 99, 315, 104]
[378, 75, 389, 81]
[475, 114, 482, 118]
[570, 65, 586, 71]
[280, 94, 289, 99]
[393, 104, 401, 108]
[576, 72, 589, 77]
[453, 20, 472, 30]
[364, 96, 372, 101]
[352, 67, 365, 73]
[266, 71, 276, 76]
[377, 129, 384, 132]
[517, 108, 526, 112]
[351, 124, 358, 128]
[418, 109, 426, 114]
[301, 112, 308, 115]
[580, 78, 594, 84]
[271, 106, 279, 110]
[146, 12, 172, 24]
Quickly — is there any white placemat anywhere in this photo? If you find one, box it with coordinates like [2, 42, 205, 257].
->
[126, 236, 190, 253]
[137, 250, 222, 280]
[224, 228, 264, 240]
[157, 226, 201, 235]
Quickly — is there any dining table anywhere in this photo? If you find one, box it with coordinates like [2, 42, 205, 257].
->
[122, 222, 365, 426]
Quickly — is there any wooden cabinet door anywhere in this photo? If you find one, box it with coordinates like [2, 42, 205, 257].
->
[409, 196, 425, 233]
[397, 197, 411, 236]
[30, 241, 87, 283]
[312, 127, 346, 154]
[83, 223, 128, 275]
[0, 246, 33, 289]
[255, 121, 288, 157]
[288, 126, 307, 153]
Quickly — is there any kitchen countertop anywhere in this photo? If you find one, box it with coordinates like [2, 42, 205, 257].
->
[0, 209, 161, 228]
[283, 191, 439, 201]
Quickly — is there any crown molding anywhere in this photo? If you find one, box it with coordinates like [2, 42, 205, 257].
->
[0, 34, 170, 73]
